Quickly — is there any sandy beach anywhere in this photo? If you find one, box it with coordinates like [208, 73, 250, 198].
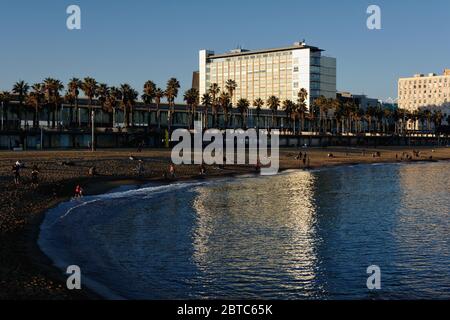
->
[0, 146, 449, 299]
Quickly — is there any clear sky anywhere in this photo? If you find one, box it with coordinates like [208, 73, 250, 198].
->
[0, 0, 449, 102]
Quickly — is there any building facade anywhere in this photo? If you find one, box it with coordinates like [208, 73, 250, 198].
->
[398, 69, 450, 112]
[337, 92, 379, 110]
[199, 42, 336, 109]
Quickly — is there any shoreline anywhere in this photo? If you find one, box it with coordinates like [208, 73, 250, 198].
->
[1, 146, 449, 299]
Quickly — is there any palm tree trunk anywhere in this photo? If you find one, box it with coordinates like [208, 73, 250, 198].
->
[157, 106, 160, 130]
[52, 103, 56, 128]
[112, 108, 116, 127]
[76, 99, 81, 127]
[34, 105, 39, 128]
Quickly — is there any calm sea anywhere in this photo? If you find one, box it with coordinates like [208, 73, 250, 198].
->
[39, 161, 450, 299]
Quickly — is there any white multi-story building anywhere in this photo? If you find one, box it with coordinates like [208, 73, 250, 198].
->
[199, 42, 336, 109]
[398, 69, 450, 112]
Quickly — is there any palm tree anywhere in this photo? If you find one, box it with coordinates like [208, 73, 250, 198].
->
[183, 88, 199, 129]
[64, 91, 75, 126]
[225, 79, 237, 125]
[433, 110, 444, 132]
[154, 88, 164, 130]
[142, 80, 156, 128]
[27, 83, 44, 128]
[225, 79, 237, 104]
[313, 96, 328, 133]
[366, 106, 377, 133]
[297, 88, 308, 133]
[105, 86, 121, 127]
[236, 98, 249, 129]
[165, 78, 180, 133]
[81, 77, 98, 128]
[424, 109, 432, 131]
[267, 95, 280, 128]
[208, 83, 220, 128]
[329, 98, 341, 134]
[343, 101, 358, 134]
[43, 78, 64, 128]
[253, 98, 264, 130]
[219, 92, 231, 129]
[375, 105, 384, 133]
[96, 84, 109, 126]
[12, 80, 30, 128]
[68, 78, 82, 127]
[383, 108, 392, 133]
[201, 93, 212, 129]
[282, 99, 295, 133]
[333, 99, 345, 134]
[120, 84, 138, 128]
[0, 91, 12, 130]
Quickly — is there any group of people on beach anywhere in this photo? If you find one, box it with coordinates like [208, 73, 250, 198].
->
[396, 150, 433, 161]
[295, 151, 311, 168]
[11, 160, 40, 187]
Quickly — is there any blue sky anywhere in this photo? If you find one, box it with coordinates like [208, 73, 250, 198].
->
[0, 0, 449, 102]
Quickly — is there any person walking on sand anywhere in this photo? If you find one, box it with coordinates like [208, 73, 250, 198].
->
[31, 165, 40, 187]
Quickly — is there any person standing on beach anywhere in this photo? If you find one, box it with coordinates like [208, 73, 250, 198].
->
[169, 163, 176, 179]
[31, 165, 39, 187]
[74, 185, 83, 198]
[137, 160, 144, 176]
[12, 164, 20, 185]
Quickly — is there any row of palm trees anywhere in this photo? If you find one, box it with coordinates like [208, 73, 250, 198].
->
[0, 77, 181, 130]
[1, 78, 449, 135]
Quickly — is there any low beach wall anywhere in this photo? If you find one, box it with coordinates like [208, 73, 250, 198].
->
[0, 130, 448, 150]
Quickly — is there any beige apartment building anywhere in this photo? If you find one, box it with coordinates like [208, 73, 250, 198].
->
[199, 42, 336, 110]
[398, 69, 450, 112]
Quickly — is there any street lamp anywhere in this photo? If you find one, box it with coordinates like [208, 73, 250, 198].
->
[91, 109, 95, 152]
[1, 101, 3, 131]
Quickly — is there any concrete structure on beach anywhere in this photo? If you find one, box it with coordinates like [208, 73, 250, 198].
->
[199, 42, 336, 109]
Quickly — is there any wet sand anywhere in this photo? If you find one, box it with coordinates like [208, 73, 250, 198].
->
[0, 146, 449, 299]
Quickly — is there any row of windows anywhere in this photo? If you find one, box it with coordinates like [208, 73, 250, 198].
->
[399, 77, 449, 85]
[400, 83, 449, 90]
[399, 89, 450, 95]
[213, 51, 294, 63]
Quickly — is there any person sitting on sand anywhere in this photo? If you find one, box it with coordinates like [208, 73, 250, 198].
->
[88, 166, 97, 176]
[31, 165, 39, 187]
[199, 163, 206, 176]
[74, 185, 83, 198]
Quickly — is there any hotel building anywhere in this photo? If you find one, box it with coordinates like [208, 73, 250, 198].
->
[199, 42, 336, 109]
[398, 69, 450, 112]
